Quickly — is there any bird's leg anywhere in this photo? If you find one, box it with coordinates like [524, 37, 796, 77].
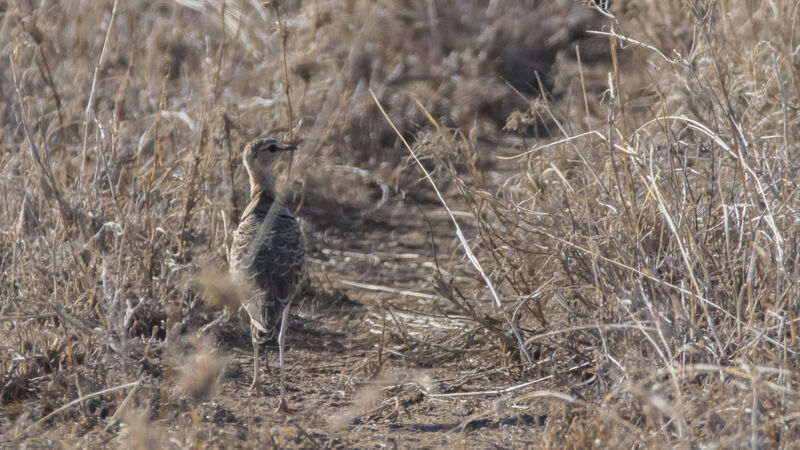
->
[276, 301, 292, 413]
[249, 330, 259, 394]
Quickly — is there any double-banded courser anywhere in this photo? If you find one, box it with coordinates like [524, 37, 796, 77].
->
[230, 138, 305, 409]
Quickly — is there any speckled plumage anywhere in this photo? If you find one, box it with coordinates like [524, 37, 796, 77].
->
[230, 191, 306, 339]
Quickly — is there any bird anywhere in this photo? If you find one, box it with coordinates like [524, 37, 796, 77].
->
[229, 138, 306, 408]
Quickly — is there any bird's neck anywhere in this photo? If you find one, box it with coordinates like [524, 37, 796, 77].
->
[249, 171, 276, 199]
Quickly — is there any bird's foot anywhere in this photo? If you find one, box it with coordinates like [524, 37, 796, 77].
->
[247, 380, 258, 396]
[276, 397, 291, 414]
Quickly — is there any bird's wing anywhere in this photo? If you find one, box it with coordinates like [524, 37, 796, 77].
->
[240, 196, 260, 222]
[264, 214, 306, 296]
[242, 298, 270, 333]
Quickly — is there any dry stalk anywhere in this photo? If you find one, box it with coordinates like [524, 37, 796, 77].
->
[80, 0, 121, 189]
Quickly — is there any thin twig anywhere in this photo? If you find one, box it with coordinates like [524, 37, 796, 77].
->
[425, 375, 552, 398]
[26, 381, 139, 432]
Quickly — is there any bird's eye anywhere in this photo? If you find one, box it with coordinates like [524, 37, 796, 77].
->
[267, 144, 278, 153]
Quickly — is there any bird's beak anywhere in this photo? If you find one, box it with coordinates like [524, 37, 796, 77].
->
[280, 144, 297, 152]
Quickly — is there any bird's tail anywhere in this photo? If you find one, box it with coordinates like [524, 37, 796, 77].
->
[243, 296, 286, 342]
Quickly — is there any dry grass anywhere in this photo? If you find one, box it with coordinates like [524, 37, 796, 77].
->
[2, 0, 800, 447]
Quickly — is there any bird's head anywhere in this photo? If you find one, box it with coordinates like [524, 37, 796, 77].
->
[243, 138, 297, 172]
[242, 138, 297, 194]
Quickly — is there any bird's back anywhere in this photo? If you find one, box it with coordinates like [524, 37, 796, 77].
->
[231, 192, 306, 334]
